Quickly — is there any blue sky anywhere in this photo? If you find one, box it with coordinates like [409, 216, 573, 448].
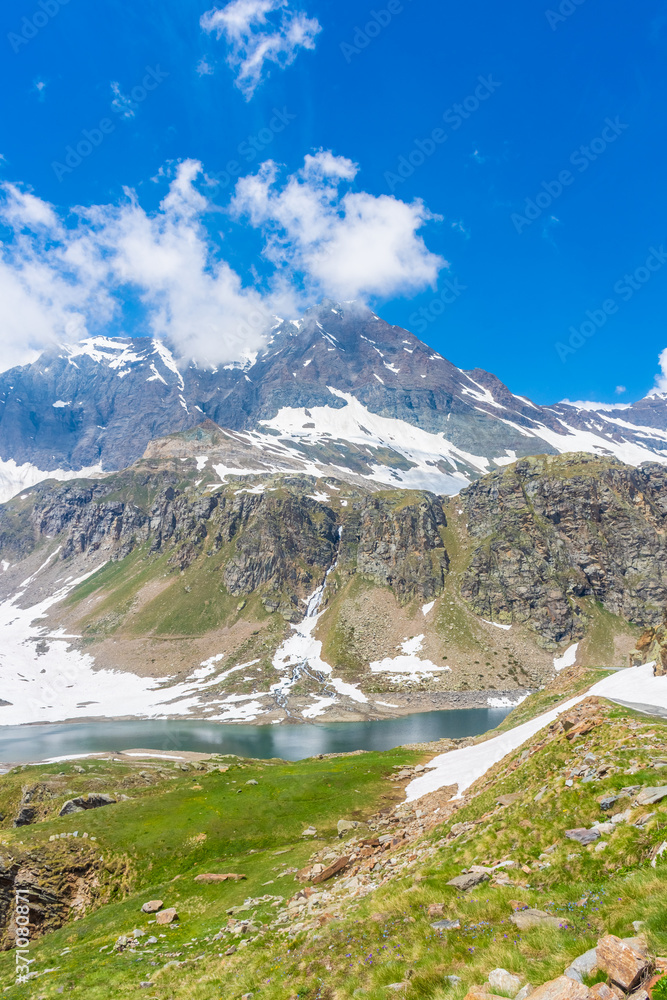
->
[1, 0, 666, 404]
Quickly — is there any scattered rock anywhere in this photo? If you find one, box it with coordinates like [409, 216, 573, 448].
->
[488, 969, 523, 996]
[565, 828, 601, 846]
[446, 872, 490, 891]
[515, 987, 534, 1000]
[599, 795, 620, 811]
[302, 827, 317, 837]
[564, 948, 599, 983]
[246, 780, 259, 786]
[596, 935, 652, 991]
[635, 786, 667, 806]
[431, 919, 461, 931]
[155, 908, 179, 925]
[510, 909, 563, 931]
[311, 856, 351, 885]
[141, 900, 163, 914]
[337, 819, 358, 836]
[528, 976, 590, 1000]
[497, 793, 523, 807]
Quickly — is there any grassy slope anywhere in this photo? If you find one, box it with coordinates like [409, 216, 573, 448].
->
[1, 676, 667, 999]
[0, 748, 423, 997]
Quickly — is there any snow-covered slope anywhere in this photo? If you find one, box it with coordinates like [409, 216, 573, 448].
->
[1, 301, 667, 502]
[406, 663, 667, 803]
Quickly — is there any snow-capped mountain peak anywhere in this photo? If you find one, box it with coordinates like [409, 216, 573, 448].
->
[1, 301, 667, 503]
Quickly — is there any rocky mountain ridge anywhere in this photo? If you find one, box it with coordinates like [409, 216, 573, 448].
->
[0, 450, 663, 726]
[2, 301, 667, 503]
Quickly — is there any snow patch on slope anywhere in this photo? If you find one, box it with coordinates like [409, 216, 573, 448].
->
[260, 387, 484, 495]
[0, 458, 105, 505]
[405, 664, 667, 803]
[554, 642, 579, 672]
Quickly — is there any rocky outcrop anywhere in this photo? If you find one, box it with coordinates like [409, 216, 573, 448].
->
[0, 842, 129, 949]
[630, 620, 667, 675]
[0, 474, 450, 613]
[459, 455, 667, 643]
[350, 494, 448, 600]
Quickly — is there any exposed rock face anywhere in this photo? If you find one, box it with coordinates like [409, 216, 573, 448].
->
[59, 794, 117, 816]
[459, 455, 667, 643]
[630, 620, 667, 675]
[0, 474, 449, 612]
[0, 843, 123, 949]
[351, 494, 448, 600]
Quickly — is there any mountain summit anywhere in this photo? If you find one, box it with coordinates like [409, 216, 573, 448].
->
[0, 301, 666, 502]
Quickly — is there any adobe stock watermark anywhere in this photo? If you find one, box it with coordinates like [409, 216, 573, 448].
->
[408, 278, 467, 335]
[511, 117, 627, 235]
[385, 76, 501, 192]
[340, 0, 414, 63]
[8, 0, 72, 54]
[556, 245, 667, 362]
[208, 108, 297, 191]
[51, 65, 168, 182]
[545, 0, 587, 31]
[15, 889, 31, 985]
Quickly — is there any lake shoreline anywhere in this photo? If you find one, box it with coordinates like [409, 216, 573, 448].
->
[0, 704, 518, 769]
[0, 687, 530, 730]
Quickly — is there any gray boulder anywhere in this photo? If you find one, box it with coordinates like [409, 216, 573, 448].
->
[565, 828, 600, 845]
[564, 948, 599, 982]
[60, 793, 116, 816]
[446, 872, 490, 891]
[635, 785, 667, 806]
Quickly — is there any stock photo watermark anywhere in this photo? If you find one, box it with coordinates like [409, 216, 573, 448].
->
[385, 75, 501, 192]
[340, 0, 415, 63]
[545, 0, 588, 31]
[208, 107, 297, 190]
[15, 889, 30, 985]
[409, 277, 467, 334]
[51, 66, 168, 181]
[556, 245, 667, 362]
[8, 0, 72, 54]
[511, 116, 628, 234]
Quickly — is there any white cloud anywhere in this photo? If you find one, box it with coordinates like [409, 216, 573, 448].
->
[0, 165, 281, 371]
[200, 0, 321, 100]
[0, 154, 445, 371]
[232, 152, 447, 300]
[110, 81, 136, 120]
[649, 348, 667, 396]
[196, 57, 215, 76]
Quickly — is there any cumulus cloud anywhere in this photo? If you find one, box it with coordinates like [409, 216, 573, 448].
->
[0, 164, 281, 371]
[231, 151, 447, 300]
[651, 348, 667, 395]
[200, 0, 321, 100]
[0, 153, 446, 371]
